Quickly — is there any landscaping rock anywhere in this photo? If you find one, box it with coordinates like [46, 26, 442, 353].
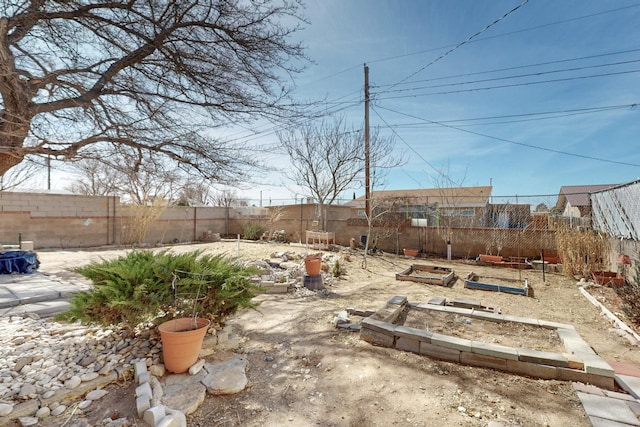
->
[201, 355, 248, 395]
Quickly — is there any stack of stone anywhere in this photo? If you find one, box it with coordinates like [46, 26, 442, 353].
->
[134, 361, 186, 427]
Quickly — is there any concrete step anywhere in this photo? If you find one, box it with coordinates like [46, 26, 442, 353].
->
[0, 298, 72, 318]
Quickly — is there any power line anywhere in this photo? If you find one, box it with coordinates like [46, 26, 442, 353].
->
[374, 57, 640, 94]
[375, 68, 640, 100]
[369, 106, 460, 187]
[374, 104, 640, 168]
[381, 0, 530, 94]
[364, 4, 640, 67]
[374, 48, 640, 88]
[384, 103, 637, 128]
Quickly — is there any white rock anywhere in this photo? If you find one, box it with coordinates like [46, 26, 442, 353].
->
[189, 359, 205, 376]
[18, 416, 39, 426]
[0, 403, 13, 416]
[78, 400, 92, 410]
[51, 404, 67, 416]
[149, 364, 166, 377]
[81, 372, 99, 382]
[18, 383, 37, 399]
[35, 406, 51, 418]
[64, 376, 81, 389]
[86, 389, 108, 400]
[42, 390, 56, 399]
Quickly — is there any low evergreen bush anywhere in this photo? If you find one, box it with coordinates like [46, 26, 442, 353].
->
[56, 250, 260, 329]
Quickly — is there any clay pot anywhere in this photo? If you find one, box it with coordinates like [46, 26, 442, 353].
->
[158, 317, 210, 374]
[403, 248, 419, 257]
[304, 256, 322, 276]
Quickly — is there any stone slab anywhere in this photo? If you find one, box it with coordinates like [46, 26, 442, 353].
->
[412, 303, 446, 312]
[393, 325, 432, 342]
[589, 416, 640, 427]
[451, 298, 481, 309]
[395, 336, 420, 353]
[557, 368, 615, 390]
[608, 360, 640, 377]
[502, 314, 540, 327]
[162, 382, 206, 415]
[430, 333, 472, 352]
[616, 374, 640, 400]
[360, 328, 394, 347]
[557, 328, 595, 355]
[0, 299, 71, 318]
[469, 310, 505, 323]
[471, 341, 518, 360]
[506, 359, 557, 380]
[581, 354, 615, 377]
[442, 306, 473, 316]
[461, 351, 507, 371]
[539, 320, 574, 330]
[387, 295, 407, 306]
[427, 297, 446, 306]
[202, 355, 249, 395]
[576, 392, 640, 426]
[360, 317, 396, 334]
[419, 341, 460, 362]
[517, 348, 568, 367]
[0, 286, 18, 308]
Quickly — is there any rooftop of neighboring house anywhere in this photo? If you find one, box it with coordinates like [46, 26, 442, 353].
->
[556, 184, 618, 209]
[345, 186, 493, 208]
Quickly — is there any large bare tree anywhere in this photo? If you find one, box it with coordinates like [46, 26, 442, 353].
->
[0, 0, 307, 181]
[278, 116, 399, 230]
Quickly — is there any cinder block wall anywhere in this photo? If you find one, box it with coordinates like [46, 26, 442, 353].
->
[0, 192, 119, 248]
[0, 191, 558, 259]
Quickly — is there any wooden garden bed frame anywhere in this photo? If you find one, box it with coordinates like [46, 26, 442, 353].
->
[395, 264, 455, 287]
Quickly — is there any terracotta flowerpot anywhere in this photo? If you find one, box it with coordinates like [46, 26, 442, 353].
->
[158, 317, 211, 374]
[304, 256, 322, 276]
[403, 248, 419, 258]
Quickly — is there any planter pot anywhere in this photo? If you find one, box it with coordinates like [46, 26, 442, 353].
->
[403, 248, 419, 258]
[158, 317, 211, 374]
[591, 271, 625, 287]
[304, 256, 322, 276]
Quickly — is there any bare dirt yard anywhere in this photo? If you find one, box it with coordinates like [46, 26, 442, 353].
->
[21, 241, 640, 426]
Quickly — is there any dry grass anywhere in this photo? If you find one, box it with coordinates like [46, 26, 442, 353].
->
[555, 226, 609, 277]
[121, 198, 168, 245]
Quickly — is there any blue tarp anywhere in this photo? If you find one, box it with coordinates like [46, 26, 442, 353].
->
[0, 250, 40, 274]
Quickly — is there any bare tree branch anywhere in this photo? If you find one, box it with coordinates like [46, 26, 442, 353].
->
[0, 0, 310, 181]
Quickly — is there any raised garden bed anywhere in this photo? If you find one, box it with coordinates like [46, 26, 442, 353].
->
[591, 271, 625, 287]
[360, 295, 616, 390]
[476, 254, 532, 270]
[464, 272, 533, 297]
[395, 264, 455, 287]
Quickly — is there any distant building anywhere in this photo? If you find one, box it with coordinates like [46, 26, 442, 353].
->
[346, 186, 492, 228]
[555, 184, 617, 218]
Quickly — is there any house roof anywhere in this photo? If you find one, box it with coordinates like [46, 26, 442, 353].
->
[345, 186, 492, 208]
[557, 184, 617, 208]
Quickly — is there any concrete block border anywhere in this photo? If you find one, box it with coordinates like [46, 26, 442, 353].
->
[360, 295, 615, 390]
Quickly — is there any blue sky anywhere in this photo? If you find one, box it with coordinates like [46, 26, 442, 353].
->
[241, 0, 640, 205]
[39, 1, 639, 205]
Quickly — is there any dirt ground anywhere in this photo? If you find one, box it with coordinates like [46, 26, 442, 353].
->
[21, 241, 640, 426]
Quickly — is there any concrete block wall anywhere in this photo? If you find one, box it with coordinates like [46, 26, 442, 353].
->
[0, 193, 118, 248]
[0, 191, 559, 256]
[360, 296, 615, 390]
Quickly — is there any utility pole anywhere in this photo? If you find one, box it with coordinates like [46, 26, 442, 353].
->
[364, 64, 370, 218]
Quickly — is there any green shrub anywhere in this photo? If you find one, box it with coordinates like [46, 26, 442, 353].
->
[243, 222, 264, 240]
[332, 259, 344, 278]
[56, 250, 260, 328]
